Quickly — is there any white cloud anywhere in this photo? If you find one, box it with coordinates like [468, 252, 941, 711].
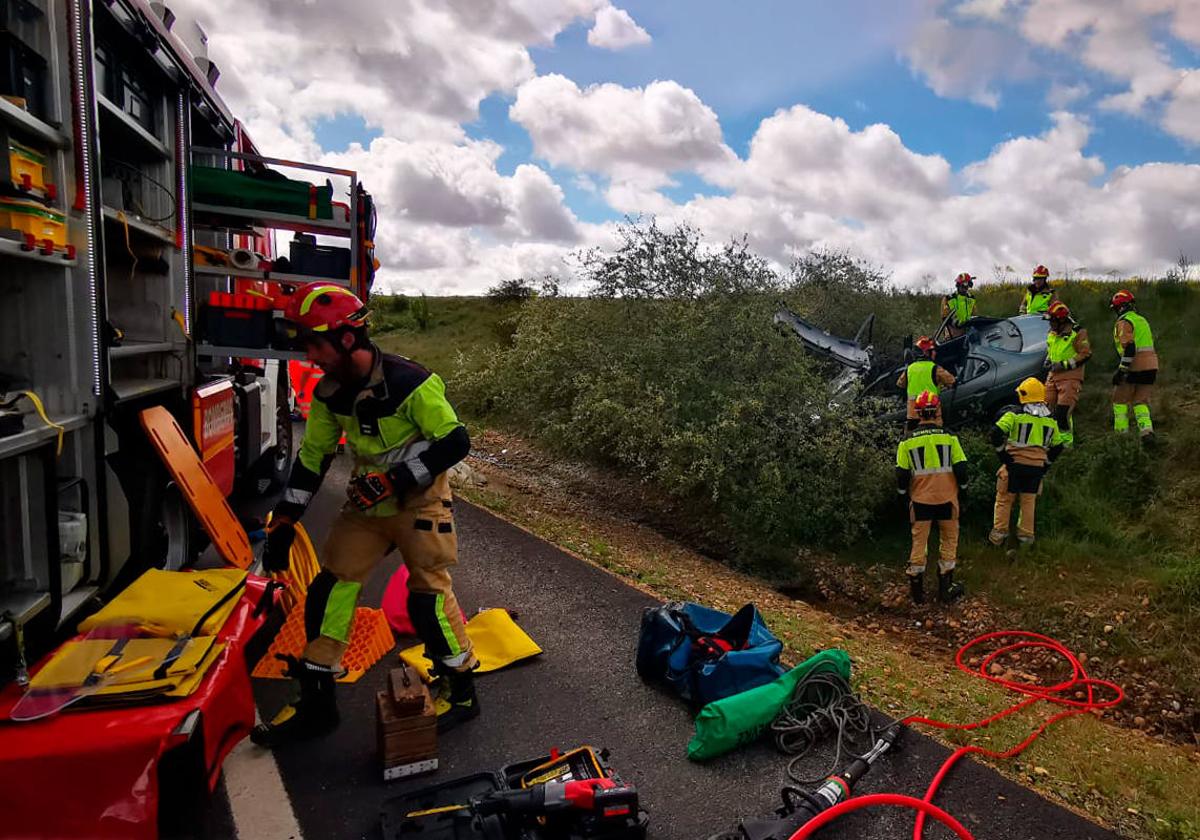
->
[510, 75, 735, 183]
[636, 109, 1199, 287]
[1162, 70, 1200, 143]
[902, 15, 1035, 108]
[905, 0, 1200, 142]
[1046, 81, 1090, 108]
[587, 5, 652, 50]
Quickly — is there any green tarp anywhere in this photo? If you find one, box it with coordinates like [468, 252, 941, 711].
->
[687, 648, 852, 761]
[191, 166, 333, 220]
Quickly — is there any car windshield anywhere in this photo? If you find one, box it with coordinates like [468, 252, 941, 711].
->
[973, 320, 1022, 352]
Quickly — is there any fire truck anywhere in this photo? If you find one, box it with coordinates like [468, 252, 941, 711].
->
[0, 0, 375, 673]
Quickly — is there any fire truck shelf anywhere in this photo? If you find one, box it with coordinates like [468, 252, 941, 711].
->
[108, 341, 176, 358]
[102, 207, 176, 245]
[98, 95, 170, 160]
[0, 238, 77, 266]
[193, 263, 351, 287]
[0, 413, 89, 460]
[0, 591, 51, 633]
[109, 377, 180, 403]
[191, 203, 353, 237]
[196, 343, 306, 361]
[0, 98, 68, 148]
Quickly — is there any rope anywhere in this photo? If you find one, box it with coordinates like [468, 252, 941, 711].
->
[770, 669, 875, 786]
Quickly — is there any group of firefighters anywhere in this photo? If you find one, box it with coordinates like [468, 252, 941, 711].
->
[896, 265, 1160, 606]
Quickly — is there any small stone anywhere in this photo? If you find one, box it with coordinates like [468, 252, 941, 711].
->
[1034, 766, 1049, 776]
[1103, 624, 1114, 634]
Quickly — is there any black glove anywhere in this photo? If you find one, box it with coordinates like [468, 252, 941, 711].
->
[1112, 368, 1128, 386]
[263, 519, 295, 573]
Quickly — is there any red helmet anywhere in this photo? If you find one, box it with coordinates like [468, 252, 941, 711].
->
[914, 390, 940, 414]
[1110, 289, 1135, 311]
[282, 283, 369, 337]
[915, 336, 935, 355]
[955, 272, 975, 289]
[1032, 265, 1050, 280]
[1047, 301, 1071, 321]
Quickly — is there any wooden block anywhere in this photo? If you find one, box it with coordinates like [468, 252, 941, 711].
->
[376, 690, 437, 770]
[388, 665, 427, 716]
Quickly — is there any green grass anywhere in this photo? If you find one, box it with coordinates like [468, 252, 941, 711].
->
[370, 295, 518, 386]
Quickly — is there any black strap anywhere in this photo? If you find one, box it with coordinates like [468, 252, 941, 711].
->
[189, 575, 247, 637]
[153, 637, 190, 680]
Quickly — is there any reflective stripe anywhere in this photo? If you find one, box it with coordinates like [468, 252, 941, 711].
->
[319, 580, 361, 643]
[298, 284, 354, 317]
[436, 593, 462, 657]
[912, 465, 954, 475]
[405, 454, 433, 488]
[441, 649, 474, 669]
[284, 487, 314, 505]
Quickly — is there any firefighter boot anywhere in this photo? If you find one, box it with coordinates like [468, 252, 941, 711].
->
[909, 574, 925, 605]
[938, 570, 965, 604]
[250, 656, 339, 748]
[433, 667, 480, 733]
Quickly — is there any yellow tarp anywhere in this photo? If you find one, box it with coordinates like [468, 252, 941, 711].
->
[399, 608, 541, 682]
[28, 636, 224, 701]
[78, 568, 246, 637]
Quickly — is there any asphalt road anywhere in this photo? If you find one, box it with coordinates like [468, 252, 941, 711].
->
[211, 456, 1125, 840]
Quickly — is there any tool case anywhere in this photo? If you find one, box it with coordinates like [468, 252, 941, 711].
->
[200, 291, 274, 348]
[382, 747, 648, 840]
[289, 233, 351, 279]
[380, 772, 507, 840]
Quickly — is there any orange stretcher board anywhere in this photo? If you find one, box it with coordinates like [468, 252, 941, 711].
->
[139, 405, 253, 569]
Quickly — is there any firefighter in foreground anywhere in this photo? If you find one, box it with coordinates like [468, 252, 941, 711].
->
[1044, 301, 1091, 448]
[252, 284, 478, 747]
[895, 391, 968, 604]
[1110, 289, 1158, 440]
[1018, 265, 1057, 315]
[940, 272, 976, 338]
[897, 336, 956, 430]
[989, 378, 1066, 548]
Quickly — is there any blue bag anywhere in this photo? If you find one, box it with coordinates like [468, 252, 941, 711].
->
[635, 601, 785, 708]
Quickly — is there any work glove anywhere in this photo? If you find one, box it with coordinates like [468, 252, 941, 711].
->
[263, 518, 295, 573]
[347, 471, 395, 511]
[1112, 368, 1127, 386]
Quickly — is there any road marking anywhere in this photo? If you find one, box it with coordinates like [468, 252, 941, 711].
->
[223, 714, 303, 840]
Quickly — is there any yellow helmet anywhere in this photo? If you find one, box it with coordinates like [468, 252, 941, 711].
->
[1017, 377, 1046, 404]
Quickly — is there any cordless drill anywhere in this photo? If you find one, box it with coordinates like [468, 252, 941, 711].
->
[473, 777, 639, 822]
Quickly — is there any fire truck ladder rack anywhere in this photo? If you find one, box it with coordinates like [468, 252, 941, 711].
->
[189, 147, 360, 361]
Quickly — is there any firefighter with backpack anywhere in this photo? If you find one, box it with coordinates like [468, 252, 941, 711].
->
[989, 378, 1066, 548]
[895, 391, 969, 604]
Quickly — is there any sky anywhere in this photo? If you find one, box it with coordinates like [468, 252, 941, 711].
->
[173, 0, 1200, 294]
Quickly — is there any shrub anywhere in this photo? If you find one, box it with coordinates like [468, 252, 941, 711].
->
[487, 278, 537, 304]
[461, 223, 894, 565]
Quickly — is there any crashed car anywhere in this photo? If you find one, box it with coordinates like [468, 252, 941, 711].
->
[775, 309, 1051, 426]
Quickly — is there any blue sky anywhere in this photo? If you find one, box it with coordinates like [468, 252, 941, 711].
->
[201, 0, 1200, 292]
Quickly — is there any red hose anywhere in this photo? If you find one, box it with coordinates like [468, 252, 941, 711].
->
[788, 794, 974, 839]
[787, 630, 1123, 840]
